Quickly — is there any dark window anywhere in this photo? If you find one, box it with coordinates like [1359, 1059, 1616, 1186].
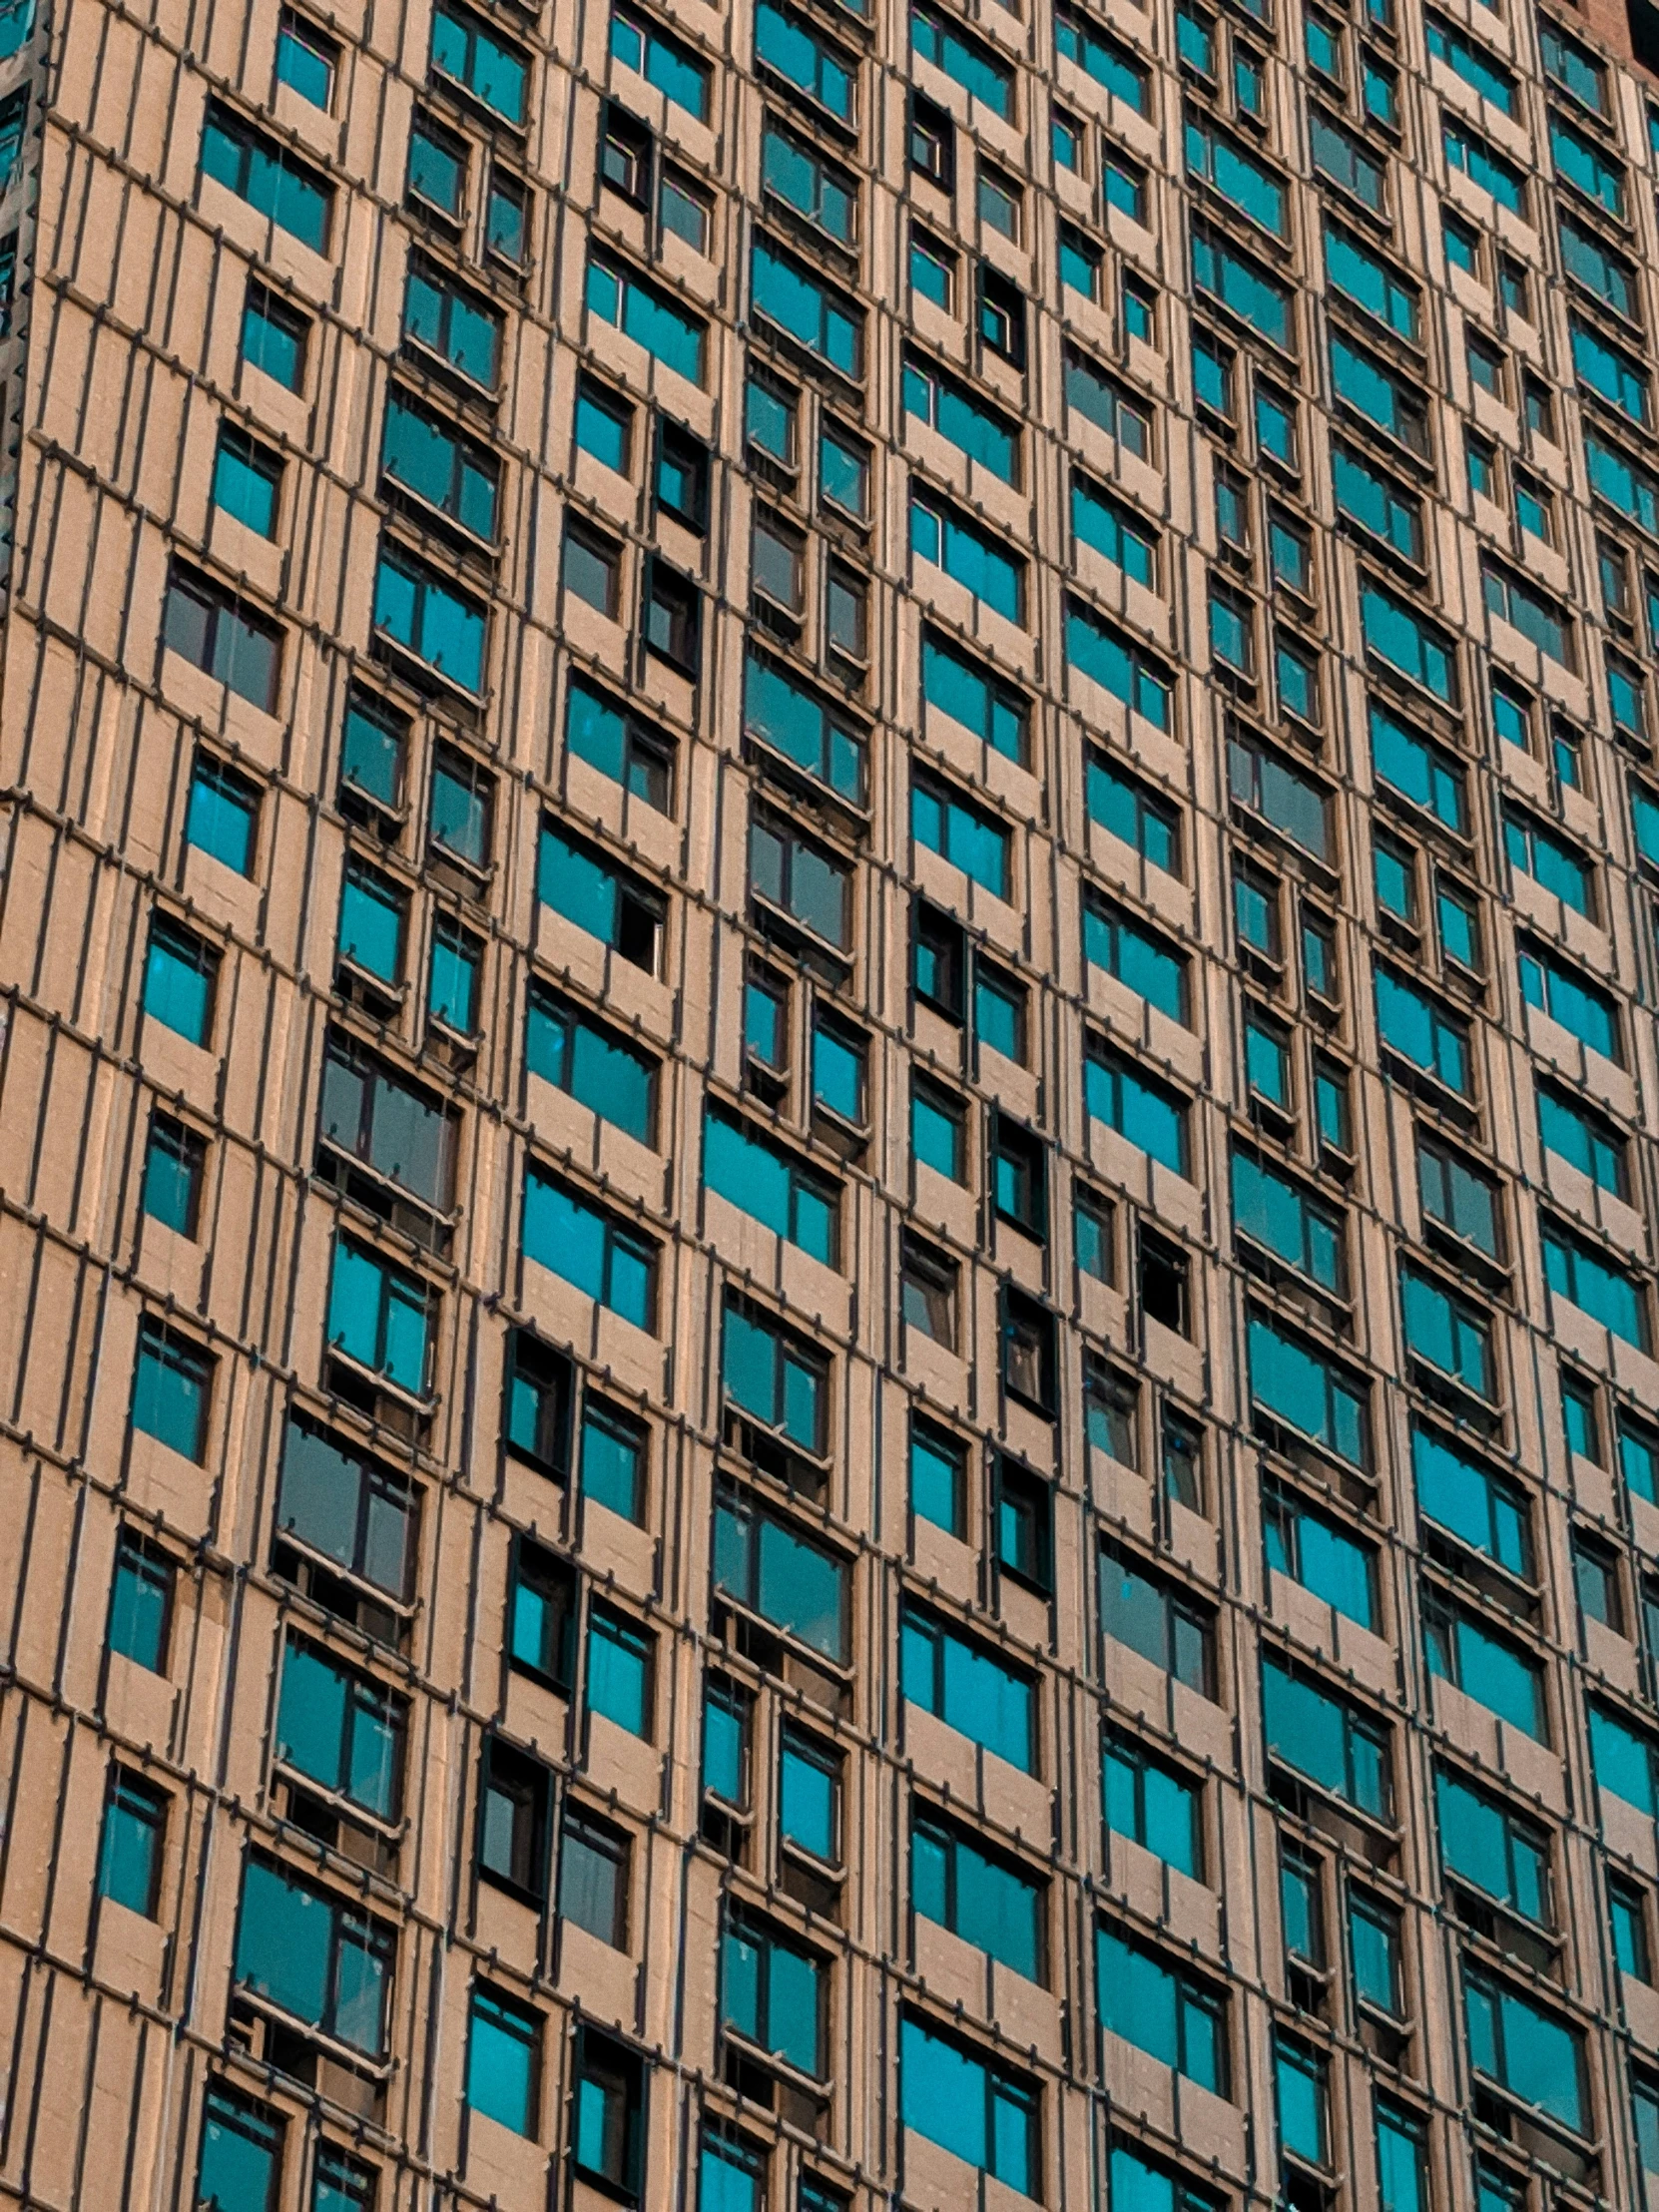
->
[644, 556, 700, 672]
[1100, 1543, 1214, 1693]
[749, 810, 851, 951]
[538, 821, 664, 971]
[478, 1736, 551, 1898]
[560, 1805, 631, 1945]
[318, 1031, 454, 1213]
[997, 1458, 1052, 1592]
[1138, 1226, 1191, 1336]
[1002, 1289, 1057, 1411]
[109, 1529, 172, 1671]
[97, 1769, 168, 1917]
[978, 262, 1026, 365]
[508, 1536, 576, 1688]
[656, 419, 710, 530]
[993, 1115, 1045, 1238]
[163, 564, 280, 711]
[901, 1233, 958, 1348]
[572, 2029, 645, 2198]
[908, 90, 953, 185]
[714, 1484, 848, 1662]
[276, 1414, 419, 1607]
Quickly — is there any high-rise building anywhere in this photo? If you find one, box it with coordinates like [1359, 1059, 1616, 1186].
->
[7, 0, 1659, 2199]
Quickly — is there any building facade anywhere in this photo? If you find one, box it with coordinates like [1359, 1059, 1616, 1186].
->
[5, 0, 1659, 2198]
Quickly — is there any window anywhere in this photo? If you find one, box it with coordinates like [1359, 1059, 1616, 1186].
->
[1426, 11, 1514, 110]
[234, 1855, 392, 2056]
[660, 165, 711, 251]
[1186, 112, 1288, 239]
[587, 250, 706, 384]
[141, 1114, 205, 1239]
[1610, 1878, 1651, 1981]
[538, 821, 662, 970]
[1561, 1373, 1602, 1465]
[525, 986, 656, 1148]
[899, 2015, 1038, 2192]
[1227, 730, 1331, 859]
[913, 0, 1011, 114]
[563, 520, 621, 618]
[407, 106, 465, 218]
[565, 677, 673, 812]
[909, 223, 954, 308]
[588, 1602, 653, 1737]
[912, 773, 1011, 901]
[507, 1538, 575, 1688]
[1055, 4, 1149, 111]
[1519, 941, 1617, 1060]
[1574, 1530, 1621, 1629]
[336, 857, 404, 984]
[466, 1984, 538, 2134]
[904, 355, 1018, 485]
[912, 1076, 966, 1184]
[477, 1736, 548, 1896]
[373, 541, 485, 692]
[1559, 211, 1635, 318]
[1541, 18, 1608, 110]
[404, 256, 503, 386]
[1192, 221, 1293, 351]
[1463, 1967, 1585, 2135]
[923, 632, 1028, 763]
[973, 958, 1026, 1062]
[1375, 967, 1470, 1096]
[1105, 1729, 1202, 1876]
[97, 1769, 167, 1917]
[912, 1808, 1042, 1978]
[1353, 1895, 1404, 2018]
[910, 486, 1023, 623]
[560, 1805, 631, 1944]
[429, 0, 526, 121]
[502, 1331, 570, 1477]
[1256, 381, 1297, 466]
[1098, 1925, 1226, 2090]
[900, 1233, 957, 1348]
[1332, 332, 1427, 457]
[1072, 473, 1158, 585]
[1100, 1545, 1213, 1693]
[1232, 1147, 1344, 1295]
[611, 0, 709, 114]
[581, 1400, 647, 1524]
[325, 1237, 436, 1395]
[723, 1300, 827, 1456]
[523, 1166, 656, 1330]
[978, 162, 1021, 238]
[163, 564, 280, 711]
[723, 1905, 826, 2077]
[1537, 1081, 1626, 1198]
[758, 0, 853, 118]
[997, 1458, 1051, 1590]
[276, 1633, 403, 1821]
[109, 1530, 172, 1673]
[1371, 700, 1465, 832]
[1436, 1766, 1550, 1925]
[1084, 1358, 1139, 1466]
[714, 1484, 847, 1661]
[993, 1116, 1045, 1239]
[644, 556, 700, 672]
[572, 2030, 644, 2199]
[1264, 1482, 1375, 1626]
[212, 423, 281, 537]
[910, 89, 953, 183]
[703, 1678, 751, 1809]
[197, 2087, 282, 2212]
[1504, 809, 1593, 917]
[1425, 1592, 1546, 1737]
[133, 1319, 211, 1460]
[1400, 1264, 1496, 1403]
[276, 1415, 418, 1609]
[752, 236, 860, 375]
[1442, 117, 1525, 215]
[242, 281, 307, 389]
[1066, 598, 1172, 728]
[749, 809, 851, 951]
[700, 2129, 766, 2212]
[910, 1416, 965, 1536]
[1416, 1133, 1501, 1261]
[902, 1603, 1034, 1771]
[200, 98, 330, 251]
[339, 688, 405, 815]
[744, 649, 866, 804]
[1263, 1655, 1389, 1817]
[1088, 754, 1179, 871]
[1082, 895, 1189, 1021]
[426, 915, 480, 1034]
[382, 389, 499, 539]
[779, 1724, 840, 1864]
[1124, 275, 1157, 339]
[1065, 347, 1153, 459]
[1085, 1039, 1188, 1177]
[575, 378, 631, 474]
[486, 166, 528, 263]
[1051, 104, 1083, 170]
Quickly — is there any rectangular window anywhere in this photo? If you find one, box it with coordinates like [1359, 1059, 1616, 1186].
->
[1537, 1081, 1626, 1197]
[1064, 347, 1153, 459]
[163, 564, 280, 711]
[780, 1723, 840, 1864]
[744, 647, 866, 806]
[1332, 332, 1428, 456]
[922, 631, 1027, 764]
[912, 1075, 967, 1184]
[1100, 1545, 1213, 1694]
[572, 2028, 644, 2196]
[466, 1984, 538, 2135]
[142, 1114, 205, 1238]
[1424, 1596, 1546, 1737]
[1333, 440, 1423, 562]
[899, 2014, 1038, 2191]
[1443, 116, 1526, 214]
[1426, 12, 1515, 110]
[1087, 753, 1180, 872]
[1482, 561, 1574, 669]
[523, 1166, 656, 1331]
[587, 250, 706, 384]
[565, 676, 673, 813]
[478, 1736, 550, 1898]
[1104, 1729, 1201, 1876]
[212, 424, 281, 537]
[902, 1603, 1034, 1772]
[612, 1, 710, 115]
[1071, 472, 1158, 585]
[404, 256, 503, 385]
[1192, 221, 1293, 352]
[1463, 1967, 1585, 2136]
[198, 2088, 282, 2212]
[133, 1319, 212, 1460]
[1186, 112, 1288, 238]
[1401, 1264, 1497, 1404]
[722, 1300, 827, 1456]
[1055, 3, 1148, 110]
[1543, 1218, 1648, 1350]
[340, 688, 406, 814]
[325, 1236, 436, 1396]
[538, 821, 663, 969]
[1416, 1134, 1501, 1260]
[1066, 598, 1172, 728]
[912, 1809, 1042, 1979]
[200, 97, 331, 250]
[588, 1603, 653, 1736]
[912, 771, 1010, 897]
[1227, 729, 1332, 860]
[372, 540, 485, 692]
[276, 1632, 404, 1821]
[98, 1769, 167, 1916]
[382, 388, 500, 540]
[1249, 1314, 1367, 1467]
[319, 1032, 454, 1215]
[276, 1414, 418, 1606]
[723, 1904, 827, 2076]
[1375, 966, 1471, 1095]
[1085, 1039, 1189, 1176]
[1311, 106, 1384, 212]
[1084, 895, 1187, 1022]
[428, 0, 525, 121]
[234, 1855, 393, 2056]
[910, 1416, 966, 1537]
[1519, 940, 1618, 1060]
[1263, 1655, 1389, 1817]
[1371, 700, 1465, 830]
[1264, 1481, 1375, 1626]
[509, 1537, 575, 1688]
[904, 355, 1017, 484]
[751, 236, 860, 376]
[713, 1484, 846, 1662]
[1098, 1925, 1226, 2090]
[527, 984, 656, 1145]
[1435, 1764, 1550, 1924]
[335, 857, 404, 985]
[242, 281, 308, 389]
[109, 1530, 172, 1671]
[910, 487, 1023, 623]
[1591, 1697, 1659, 1814]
